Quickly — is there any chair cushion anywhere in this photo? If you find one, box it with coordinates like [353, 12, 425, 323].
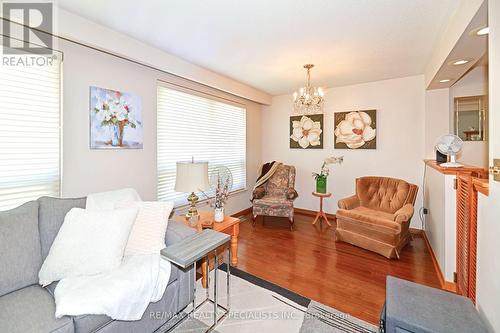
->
[0, 201, 42, 297]
[38, 196, 86, 260]
[0, 285, 73, 333]
[337, 207, 400, 232]
[351, 206, 395, 222]
[253, 196, 293, 207]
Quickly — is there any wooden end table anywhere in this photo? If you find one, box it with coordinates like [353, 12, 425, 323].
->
[173, 210, 240, 288]
[312, 191, 332, 226]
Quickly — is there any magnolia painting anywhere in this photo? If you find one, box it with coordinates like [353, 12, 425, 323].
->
[290, 114, 323, 149]
[90, 86, 143, 149]
[334, 110, 376, 149]
[334, 110, 377, 149]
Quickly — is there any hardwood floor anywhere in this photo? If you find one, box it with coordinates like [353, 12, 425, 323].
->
[236, 212, 441, 325]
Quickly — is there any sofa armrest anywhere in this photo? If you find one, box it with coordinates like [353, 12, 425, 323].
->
[394, 204, 414, 223]
[338, 195, 360, 210]
[285, 188, 298, 200]
[165, 220, 196, 246]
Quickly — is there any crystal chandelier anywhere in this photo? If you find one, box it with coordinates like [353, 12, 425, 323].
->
[293, 64, 324, 114]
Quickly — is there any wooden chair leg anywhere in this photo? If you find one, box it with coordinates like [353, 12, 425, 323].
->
[289, 217, 294, 231]
[252, 214, 256, 227]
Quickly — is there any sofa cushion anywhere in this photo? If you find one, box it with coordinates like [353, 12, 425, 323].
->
[0, 201, 42, 297]
[38, 196, 86, 260]
[0, 285, 73, 333]
[73, 314, 112, 333]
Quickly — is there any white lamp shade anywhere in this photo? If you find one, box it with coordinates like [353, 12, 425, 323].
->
[174, 161, 210, 192]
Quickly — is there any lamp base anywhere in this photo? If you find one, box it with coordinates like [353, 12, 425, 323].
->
[185, 192, 200, 220]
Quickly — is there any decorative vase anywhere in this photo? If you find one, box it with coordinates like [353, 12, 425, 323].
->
[316, 175, 327, 193]
[214, 207, 224, 222]
[111, 123, 125, 147]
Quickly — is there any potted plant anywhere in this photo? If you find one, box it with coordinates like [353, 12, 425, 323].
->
[312, 156, 343, 193]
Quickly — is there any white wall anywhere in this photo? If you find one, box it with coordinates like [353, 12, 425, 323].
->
[424, 88, 450, 158]
[476, 0, 500, 331]
[261, 75, 426, 228]
[60, 39, 262, 215]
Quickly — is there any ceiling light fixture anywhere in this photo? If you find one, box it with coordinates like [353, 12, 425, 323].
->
[439, 79, 452, 83]
[476, 27, 489, 36]
[452, 60, 470, 65]
[293, 64, 324, 114]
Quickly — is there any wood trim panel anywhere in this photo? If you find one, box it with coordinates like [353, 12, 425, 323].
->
[294, 207, 336, 221]
[424, 160, 487, 178]
[231, 207, 252, 218]
[472, 177, 489, 196]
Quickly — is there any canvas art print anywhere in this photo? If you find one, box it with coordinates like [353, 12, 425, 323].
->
[90, 86, 143, 149]
[290, 114, 323, 149]
[334, 110, 376, 149]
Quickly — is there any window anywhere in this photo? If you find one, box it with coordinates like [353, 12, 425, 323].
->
[0, 55, 61, 211]
[157, 85, 246, 206]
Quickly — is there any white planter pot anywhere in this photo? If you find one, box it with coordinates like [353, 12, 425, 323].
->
[214, 207, 225, 222]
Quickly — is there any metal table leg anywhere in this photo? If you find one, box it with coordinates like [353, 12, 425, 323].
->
[227, 244, 231, 311]
[193, 261, 196, 311]
[214, 250, 218, 326]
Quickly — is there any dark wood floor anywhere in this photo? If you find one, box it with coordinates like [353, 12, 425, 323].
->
[236, 212, 441, 325]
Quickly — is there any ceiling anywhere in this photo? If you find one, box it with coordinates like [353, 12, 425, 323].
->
[428, 1, 488, 90]
[56, 0, 461, 95]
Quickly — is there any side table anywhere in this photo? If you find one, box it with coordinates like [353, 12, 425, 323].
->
[312, 191, 332, 226]
[174, 210, 240, 288]
[161, 229, 231, 333]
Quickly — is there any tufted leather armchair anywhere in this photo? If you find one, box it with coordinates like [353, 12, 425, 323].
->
[335, 176, 418, 259]
[252, 164, 298, 230]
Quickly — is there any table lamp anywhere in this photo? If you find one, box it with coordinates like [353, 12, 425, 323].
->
[174, 160, 210, 220]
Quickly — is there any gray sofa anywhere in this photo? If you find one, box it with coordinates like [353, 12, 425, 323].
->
[0, 196, 196, 333]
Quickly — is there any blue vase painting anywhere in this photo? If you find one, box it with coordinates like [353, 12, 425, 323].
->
[90, 86, 143, 149]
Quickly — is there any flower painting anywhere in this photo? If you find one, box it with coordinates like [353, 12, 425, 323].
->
[290, 114, 323, 149]
[90, 86, 143, 149]
[334, 110, 376, 149]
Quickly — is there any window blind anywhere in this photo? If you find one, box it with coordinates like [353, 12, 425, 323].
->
[157, 85, 246, 207]
[0, 56, 61, 211]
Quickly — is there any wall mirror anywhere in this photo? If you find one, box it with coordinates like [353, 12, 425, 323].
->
[454, 95, 487, 141]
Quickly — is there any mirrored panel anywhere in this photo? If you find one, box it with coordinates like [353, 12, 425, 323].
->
[454, 95, 487, 141]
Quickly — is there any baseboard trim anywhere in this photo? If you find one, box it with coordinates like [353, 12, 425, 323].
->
[230, 206, 337, 221]
[294, 207, 336, 221]
[417, 228, 457, 293]
[231, 207, 252, 218]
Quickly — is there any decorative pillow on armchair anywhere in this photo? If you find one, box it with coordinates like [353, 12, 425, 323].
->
[38, 207, 138, 286]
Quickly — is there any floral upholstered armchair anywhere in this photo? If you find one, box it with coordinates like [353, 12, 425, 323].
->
[252, 164, 298, 230]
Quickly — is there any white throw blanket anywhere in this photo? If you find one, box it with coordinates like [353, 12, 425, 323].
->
[53, 189, 171, 321]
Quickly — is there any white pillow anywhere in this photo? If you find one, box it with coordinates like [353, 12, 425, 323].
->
[86, 188, 142, 210]
[115, 201, 174, 256]
[38, 207, 139, 286]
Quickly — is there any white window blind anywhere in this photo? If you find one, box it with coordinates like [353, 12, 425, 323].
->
[157, 85, 246, 206]
[0, 55, 61, 211]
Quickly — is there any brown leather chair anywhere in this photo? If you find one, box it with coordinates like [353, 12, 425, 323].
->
[335, 176, 418, 259]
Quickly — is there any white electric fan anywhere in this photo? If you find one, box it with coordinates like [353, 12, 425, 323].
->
[208, 165, 233, 193]
[435, 134, 464, 167]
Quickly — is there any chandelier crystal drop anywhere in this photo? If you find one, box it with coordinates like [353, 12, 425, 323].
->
[293, 64, 324, 114]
